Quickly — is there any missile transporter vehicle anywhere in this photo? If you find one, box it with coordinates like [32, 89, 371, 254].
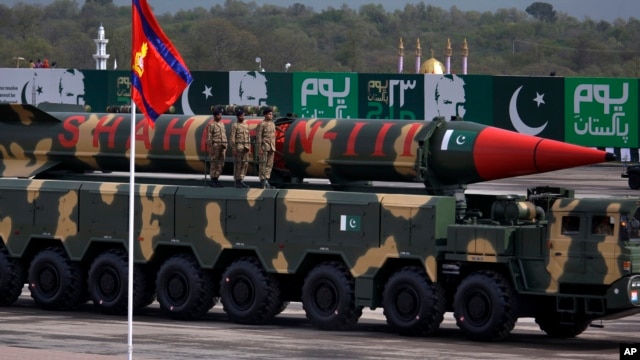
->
[0, 104, 638, 342]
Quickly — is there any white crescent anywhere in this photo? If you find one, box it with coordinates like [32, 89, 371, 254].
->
[181, 82, 194, 115]
[509, 86, 547, 135]
[349, 219, 357, 228]
[456, 135, 465, 145]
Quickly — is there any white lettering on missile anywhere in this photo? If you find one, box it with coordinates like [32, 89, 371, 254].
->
[441, 129, 453, 150]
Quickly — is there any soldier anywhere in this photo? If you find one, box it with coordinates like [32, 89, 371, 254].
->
[230, 109, 250, 188]
[256, 107, 276, 189]
[206, 108, 227, 187]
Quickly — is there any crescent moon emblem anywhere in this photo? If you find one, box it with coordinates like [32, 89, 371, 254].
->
[509, 86, 547, 136]
[456, 135, 465, 145]
[349, 218, 357, 228]
[21, 82, 29, 104]
[181, 82, 194, 115]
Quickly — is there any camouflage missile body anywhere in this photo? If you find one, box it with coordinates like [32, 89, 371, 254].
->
[0, 104, 612, 193]
[0, 104, 638, 342]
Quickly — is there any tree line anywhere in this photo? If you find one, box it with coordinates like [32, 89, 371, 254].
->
[1, 0, 639, 77]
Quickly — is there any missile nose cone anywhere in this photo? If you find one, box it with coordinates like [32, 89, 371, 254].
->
[533, 138, 614, 173]
[472, 127, 614, 182]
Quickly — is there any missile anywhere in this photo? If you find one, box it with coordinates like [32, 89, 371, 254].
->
[0, 104, 613, 192]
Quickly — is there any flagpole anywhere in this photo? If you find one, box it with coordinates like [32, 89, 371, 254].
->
[127, 102, 136, 360]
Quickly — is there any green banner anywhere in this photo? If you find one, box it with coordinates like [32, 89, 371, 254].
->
[493, 76, 564, 141]
[358, 73, 423, 120]
[565, 78, 638, 148]
[293, 72, 358, 118]
[424, 74, 493, 125]
[105, 70, 132, 109]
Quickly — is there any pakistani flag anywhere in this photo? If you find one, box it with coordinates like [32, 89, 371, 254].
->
[340, 215, 361, 231]
[440, 129, 477, 151]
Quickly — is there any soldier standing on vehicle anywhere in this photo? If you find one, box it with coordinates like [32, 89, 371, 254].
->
[207, 108, 227, 187]
[256, 107, 275, 189]
[231, 109, 250, 188]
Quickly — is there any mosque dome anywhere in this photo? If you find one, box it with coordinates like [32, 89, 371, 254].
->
[420, 57, 445, 74]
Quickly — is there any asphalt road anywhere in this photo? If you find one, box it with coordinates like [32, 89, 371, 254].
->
[0, 288, 638, 360]
[1, 164, 638, 360]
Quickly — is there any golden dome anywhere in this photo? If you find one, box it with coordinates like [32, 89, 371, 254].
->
[420, 57, 445, 74]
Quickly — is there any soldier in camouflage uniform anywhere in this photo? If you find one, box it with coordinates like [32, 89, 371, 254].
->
[230, 109, 250, 188]
[256, 107, 275, 189]
[206, 108, 227, 187]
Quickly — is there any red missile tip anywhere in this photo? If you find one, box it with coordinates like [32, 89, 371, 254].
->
[474, 127, 613, 181]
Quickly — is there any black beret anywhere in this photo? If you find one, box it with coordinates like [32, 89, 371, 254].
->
[263, 107, 273, 115]
[212, 108, 222, 115]
[236, 109, 244, 116]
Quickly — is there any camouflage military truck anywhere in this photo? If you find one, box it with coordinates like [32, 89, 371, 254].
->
[0, 104, 638, 342]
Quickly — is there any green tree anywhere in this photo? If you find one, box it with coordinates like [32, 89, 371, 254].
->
[525, 2, 557, 23]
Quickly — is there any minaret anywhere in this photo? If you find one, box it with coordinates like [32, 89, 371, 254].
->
[415, 39, 422, 74]
[398, 38, 404, 74]
[445, 38, 452, 74]
[93, 24, 110, 70]
[461, 38, 469, 75]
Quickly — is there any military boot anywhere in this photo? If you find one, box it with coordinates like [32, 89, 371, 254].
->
[261, 179, 274, 189]
[209, 178, 223, 188]
[235, 180, 249, 188]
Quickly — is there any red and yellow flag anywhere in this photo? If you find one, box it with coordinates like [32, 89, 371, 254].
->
[131, 0, 192, 125]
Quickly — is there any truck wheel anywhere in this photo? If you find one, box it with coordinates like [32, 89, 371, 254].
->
[220, 257, 281, 324]
[88, 249, 155, 315]
[629, 174, 640, 190]
[453, 271, 516, 341]
[28, 247, 85, 311]
[156, 254, 216, 320]
[0, 246, 24, 306]
[301, 261, 362, 330]
[535, 310, 591, 338]
[382, 266, 446, 336]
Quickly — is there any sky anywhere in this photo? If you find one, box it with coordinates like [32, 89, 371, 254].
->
[1, 0, 638, 22]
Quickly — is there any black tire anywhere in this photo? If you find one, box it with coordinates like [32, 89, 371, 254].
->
[156, 254, 216, 320]
[88, 249, 155, 315]
[220, 257, 281, 324]
[136, 266, 156, 308]
[28, 247, 85, 311]
[301, 261, 362, 331]
[535, 308, 591, 338]
[629, 173, 640, 190]
[382, 266, 446, 336]
[453, 271, 516, 341]
[0, 246, 25, 306]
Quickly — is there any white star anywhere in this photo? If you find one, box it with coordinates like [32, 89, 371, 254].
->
[533, 92, 545, 107]
[202, 85, 212, 99]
